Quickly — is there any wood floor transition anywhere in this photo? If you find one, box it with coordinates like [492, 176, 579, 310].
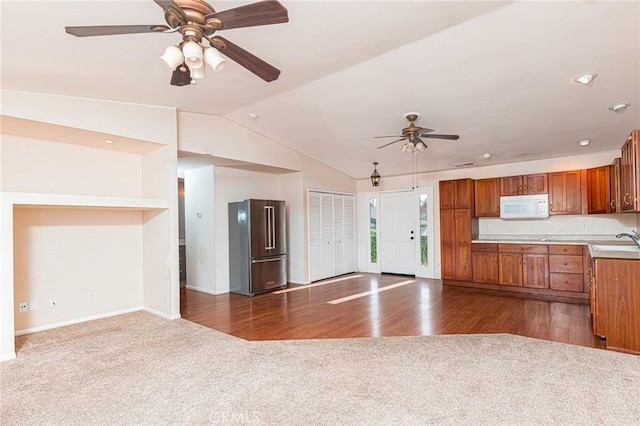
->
[180, 273, 604, 349]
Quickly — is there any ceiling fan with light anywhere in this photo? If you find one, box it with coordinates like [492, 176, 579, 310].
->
[375, 112, 460, 152]
[65, 0, 288, 86]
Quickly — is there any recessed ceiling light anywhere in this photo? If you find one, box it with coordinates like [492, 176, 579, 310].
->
[482, 153, 492, 159]
[609, 103, 630, 112]
[248, 112, 259, 120]
[573, 72, 597, 85]
[104, 139, 114, 144]
[578, 139, 591, 146]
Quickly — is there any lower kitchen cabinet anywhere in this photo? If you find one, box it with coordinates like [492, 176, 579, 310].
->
[548, 245, 584, 292]
[498, 244, 548, 288]
[472, 244, 498, 284]
[592, 258, 640, 354]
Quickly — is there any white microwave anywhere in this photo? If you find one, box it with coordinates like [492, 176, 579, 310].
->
[500, 194, 549, 219]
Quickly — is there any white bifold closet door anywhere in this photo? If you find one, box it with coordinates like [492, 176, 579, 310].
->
[308, 191, 356, 282]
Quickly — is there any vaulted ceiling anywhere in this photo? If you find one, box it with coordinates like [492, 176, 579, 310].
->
[2, 1, 638, 179]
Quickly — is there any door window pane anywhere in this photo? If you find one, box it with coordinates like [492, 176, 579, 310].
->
[369, 198, 377, 263]
[419, 194, 428, 267]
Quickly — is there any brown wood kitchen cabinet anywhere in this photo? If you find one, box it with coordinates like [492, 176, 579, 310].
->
[592, 258, 640, 354]
[548, 245, 584, 292]
[500, 173, 548, 196]
[619, 130, 639, 212]
[440, 179, 477, 282]
[474, 178, 500, 217]
[549, 170, 583, 215]
[472, 243, 499, 284]
[498, 244, 548, 288]
[586, 165, 612, 214]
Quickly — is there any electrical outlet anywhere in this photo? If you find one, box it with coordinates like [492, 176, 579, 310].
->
[487, 224, 493, 231]
[30, 300, 38, 311]
[88, 291, 95, 301]
[580, 222, 588, 230]
[19, 302, 28, 313]
[49, 298, 57, 308]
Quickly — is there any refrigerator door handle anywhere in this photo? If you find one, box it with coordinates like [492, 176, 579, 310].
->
[264, 206, 271, 250]
[251, 257, 285, 263]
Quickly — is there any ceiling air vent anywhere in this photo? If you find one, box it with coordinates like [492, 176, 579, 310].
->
[453, 162, 476, 168]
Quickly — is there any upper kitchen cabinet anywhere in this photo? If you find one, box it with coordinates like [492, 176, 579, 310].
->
[474, 178, 500, 217]
[586, 165, 612, 214]
[440, 178, 474, 210]
[500, 173, 548, 196]
[549, 170, 583, 215]
[620, 130, 640, 212]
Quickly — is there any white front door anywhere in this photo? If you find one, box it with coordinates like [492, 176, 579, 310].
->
[380, 191, 415, 275]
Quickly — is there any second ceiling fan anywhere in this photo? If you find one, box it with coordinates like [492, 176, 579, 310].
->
[375, 112, 460, 153]
[65, 0, 289, 86]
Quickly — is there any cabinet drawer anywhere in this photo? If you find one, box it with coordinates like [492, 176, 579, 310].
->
[548, 244, 583, 255]
[498, 244, 548, 254]
[549, 255, 583, 273]
[472, 243, 498, 252]
[550, 273, 584, 292]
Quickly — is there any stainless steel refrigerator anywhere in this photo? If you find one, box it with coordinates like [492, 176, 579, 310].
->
[229, 199, 287, 296]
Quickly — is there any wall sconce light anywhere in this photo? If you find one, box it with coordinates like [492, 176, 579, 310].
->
[370, 162, 381, 187]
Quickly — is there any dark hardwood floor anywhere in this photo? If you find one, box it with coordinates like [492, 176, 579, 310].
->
[180, 273, 604, 349]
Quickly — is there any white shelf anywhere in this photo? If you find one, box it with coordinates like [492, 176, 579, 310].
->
[2, 192, 169, 210]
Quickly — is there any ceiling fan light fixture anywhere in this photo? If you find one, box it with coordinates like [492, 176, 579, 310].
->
[160, 45, 184, 70]
[416, 141, 427, 151]
[190, 65, 206, 80]
[182, 41, 204, 69]
[204, 47, 226, 72]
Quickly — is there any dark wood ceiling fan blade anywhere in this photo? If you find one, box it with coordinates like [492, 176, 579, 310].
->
[205, 0, 288, 30]
[418, 128, 434, 134]
[377, 138, 406, 149]
[210, 36, 280, 82]
[153, 0, 187, 21]
[374, 135, 403, 139]
[423, 134, 460, 140]
[65, 25, 169, 37]
[170, 64, 191, 87]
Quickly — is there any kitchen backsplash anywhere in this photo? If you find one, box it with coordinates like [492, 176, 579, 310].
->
[478, 213, 639, 239]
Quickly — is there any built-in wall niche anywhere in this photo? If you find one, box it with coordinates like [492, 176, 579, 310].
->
[1, 133, 168, 200]
[12, 206, 147, 334]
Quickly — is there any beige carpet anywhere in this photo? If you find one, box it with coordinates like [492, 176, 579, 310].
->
[1, 312, 638, 425]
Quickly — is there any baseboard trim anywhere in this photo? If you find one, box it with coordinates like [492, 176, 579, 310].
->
[143, 306, 181, 320]
[1, 352, 17, 362]
[14, 306, 143, 336]
[185, 285, 218, 295]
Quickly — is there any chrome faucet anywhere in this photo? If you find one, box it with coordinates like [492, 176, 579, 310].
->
[616, 230, 640, 248]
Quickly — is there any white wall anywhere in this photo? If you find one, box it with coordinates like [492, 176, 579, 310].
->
[184, 166, 216, 294]
[1, 90, 179, 361]
[13, 208, 143, 333]
[1, 135, 142, 197]
[279, 172, 305, 284]
[214, 167, 281, 293]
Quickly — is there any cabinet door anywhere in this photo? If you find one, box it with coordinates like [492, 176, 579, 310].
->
[455, 179, 474, 209]
[500, 176, 522, 196]
[474, 178, 500, 217]
[586, 165, 612, 214]
[610, 158, 621, 213]
[523, 254, 549, 289]
[549, 170, 582, 215]
[499, 253, 523, 286]
[472, 252, 499, 284]
[454, 209, 473, 281]
[523, 173, 548, 194]
[440, 209, 456, 280]
[620, 132, 639, 212]
[439, 180, 457, 209]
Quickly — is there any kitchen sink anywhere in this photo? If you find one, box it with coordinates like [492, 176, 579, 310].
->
[590, 244, 640, 252]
